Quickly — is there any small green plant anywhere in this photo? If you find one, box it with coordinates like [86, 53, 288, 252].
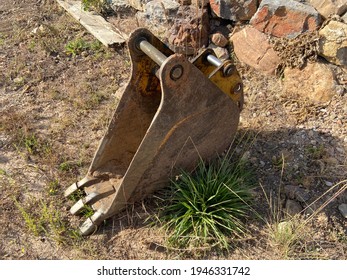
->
[0, 32, 4, 46]
[59, 161, 72, 172]
[81, 0, 108, 12]
[48, 179, 60, 195]
[65, 38, 104, 57]
[13, 131, 51, 157]
[23, 134, 39, 155]
[159, 154, 254, 250]
[65, 38, 89, 56]
[80, 204, 94, 218]
[14, 198, 80, 244]
[14, 199, 41, 236]
[58, 159, 82, 174]
[305, 144, 325, 159]
[90, 39, 103, 52]
[28, 40, 36, 52]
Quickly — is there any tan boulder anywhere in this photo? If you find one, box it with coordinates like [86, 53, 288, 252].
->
[308, 0, 347, 18]
[283, 62, 338, 104]
[319, 21, 347, 66]
[230, 26, 280, 75]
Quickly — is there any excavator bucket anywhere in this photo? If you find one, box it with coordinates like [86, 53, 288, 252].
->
[64, 28, 244, 235]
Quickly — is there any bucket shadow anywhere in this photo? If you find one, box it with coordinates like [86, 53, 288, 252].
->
[97, 127, 346, 255]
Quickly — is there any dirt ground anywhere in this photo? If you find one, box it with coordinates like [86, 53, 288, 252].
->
[0, 0, 346, 260]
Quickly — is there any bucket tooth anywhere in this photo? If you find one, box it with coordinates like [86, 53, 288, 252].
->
[64, 28, 244, 235]
[64, 176, 99, 197]
[70, 193, 98, 215]
[79, 210, 104, 236]
[70, 182, 116, 215]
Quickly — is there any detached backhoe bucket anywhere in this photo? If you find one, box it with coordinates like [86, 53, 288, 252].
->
[64, 28, 243, 235]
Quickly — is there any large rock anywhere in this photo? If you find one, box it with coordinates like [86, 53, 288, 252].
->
[168, 5, 210, 54]
[283, 62, 338, 104]
[210, 0, 258, 21]
[319, 20, 347, 66]
[136, 0, 180, 38]
[307, 0, 347, 18]
[144, 0, 180, 22]
[230, 26, 280, 75]
[250, 0, 321, 38]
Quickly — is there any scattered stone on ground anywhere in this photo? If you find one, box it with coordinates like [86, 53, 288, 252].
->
[338, 203, 347, 218]
[283, 61, 338, 104]
[284, 185, 310, 202]
[250, 0, 321, 38]
[230, 26, 280, 75]
[318, 20, 347, 66]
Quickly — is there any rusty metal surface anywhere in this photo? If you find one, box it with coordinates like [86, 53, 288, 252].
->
[65, 28, 244, 235]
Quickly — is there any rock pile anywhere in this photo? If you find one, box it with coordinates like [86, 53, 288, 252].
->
[111, 0, 346, 105]
[109, 0, 346, 101]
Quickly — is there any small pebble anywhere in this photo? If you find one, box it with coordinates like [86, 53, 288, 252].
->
[325, 181, 333, 187]
[338, 204, 347, 219]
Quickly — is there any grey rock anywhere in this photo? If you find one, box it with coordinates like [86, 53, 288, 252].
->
[285, 199, 303, 216]
[284, 185, 310, 202]
[110, 0, 151, 11]
[325, 181, 333, 187]
[144, 0, 180, 22]
[210, 0, 258, 21]
[135, 0, 180, 40]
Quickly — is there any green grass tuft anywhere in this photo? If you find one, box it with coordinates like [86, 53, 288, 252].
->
[159, 154, 255, 250]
